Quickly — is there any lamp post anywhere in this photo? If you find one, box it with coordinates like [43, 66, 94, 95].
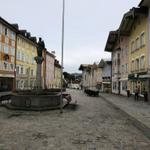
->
[60, 0, 65, 113]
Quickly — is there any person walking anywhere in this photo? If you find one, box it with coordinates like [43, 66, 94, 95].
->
[134, 86, 139, 101]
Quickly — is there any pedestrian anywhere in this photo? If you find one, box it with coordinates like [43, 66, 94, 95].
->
[127, 87, 130, 97]
[134, 86, 139, 101]
[143, 88, 148, 102]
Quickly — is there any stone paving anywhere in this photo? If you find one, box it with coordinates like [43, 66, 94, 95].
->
[0, 89, 150, 150]
[100, 93, 150, 129]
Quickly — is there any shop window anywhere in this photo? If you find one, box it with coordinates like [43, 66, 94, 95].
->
[113, 82, 117, 90]
[122, 81, 127, 91]
[141, 81, 146, 95]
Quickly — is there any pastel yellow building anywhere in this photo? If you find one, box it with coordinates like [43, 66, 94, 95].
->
[119, 7, 149, 96]
[16, 31, 37, 90]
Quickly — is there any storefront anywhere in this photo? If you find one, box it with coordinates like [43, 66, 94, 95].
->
[128, 73, 148, 96]
[0, 77, 13, 91]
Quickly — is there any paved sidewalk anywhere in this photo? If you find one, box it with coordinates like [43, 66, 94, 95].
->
[100, 93, 150, 130]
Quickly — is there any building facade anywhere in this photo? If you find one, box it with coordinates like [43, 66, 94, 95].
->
[119, 36, 129, 95]
[139, 0, 150, 100]
[119, 7, 149, 97]
[16, 31, 37, 90]
[99, 59, 112, 93]
[54, 60, 61, 89]
[79, 64, 91, 89]
[105, 31, 121, 94]
[45, 51, 55, 89]
[0, 17, 18, 91]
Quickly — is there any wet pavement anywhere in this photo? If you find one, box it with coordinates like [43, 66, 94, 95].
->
[0, 89, 150, 150]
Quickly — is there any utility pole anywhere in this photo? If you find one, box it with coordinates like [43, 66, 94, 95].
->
[60, 0, 65, 113]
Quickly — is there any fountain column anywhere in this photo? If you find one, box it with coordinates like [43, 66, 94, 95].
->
[34, 37, 45, 92]
[35, 56, 44, 90]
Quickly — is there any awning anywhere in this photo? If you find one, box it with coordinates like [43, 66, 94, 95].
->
[102, 82, 111, 84]
[119, 78, 128, 81]
[139, 74, 150, 78]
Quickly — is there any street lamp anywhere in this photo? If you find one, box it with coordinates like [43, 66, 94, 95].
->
[60, 0, 65, 113]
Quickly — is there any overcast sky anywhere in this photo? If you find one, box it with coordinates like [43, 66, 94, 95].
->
[0, 0, 140, 73]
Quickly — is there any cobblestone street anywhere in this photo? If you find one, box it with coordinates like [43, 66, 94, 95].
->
[0, 89, 150, 150]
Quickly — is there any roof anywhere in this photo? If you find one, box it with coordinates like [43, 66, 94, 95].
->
[79, 64, 90, 70]
[46, 50, 55, 58]
[54, 59, 62, 68]
[119, 7, 148, 36]
[18, 33, 38, 46]
[104, 30, 119, 52]
[0, 16, 19, 33]
[139, 0, 150, 7]
[99, 59, 112, 68]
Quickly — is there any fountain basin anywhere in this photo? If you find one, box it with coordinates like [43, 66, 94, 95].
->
[7, 90, 61, 111]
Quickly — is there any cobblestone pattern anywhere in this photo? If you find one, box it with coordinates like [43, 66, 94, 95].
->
[100, 93, 150, 128]
[0, 89, 149, 150]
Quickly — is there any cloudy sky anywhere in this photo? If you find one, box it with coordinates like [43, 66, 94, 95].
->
[0, 0, 140, 73]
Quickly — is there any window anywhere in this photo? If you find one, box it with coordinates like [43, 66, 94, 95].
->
[122, 65, 124, 73]
[32, 56, 35, 64]
[31, 69, 33, 76]
[5, 37, 9, 44]
[11, 47, 15, 56]
[4, 62, 7, 69]
[21, 67, 23, 74]
[5, 28, 8, 36]
[122, 81, 127, 91]
[4, 45, 9, 54]
[21, 52, 24, 61]
[125, 64, 128, 73]
[135, 37, 140, 50]
[16, 66, 19, 74]
[10, 64, 14, 70]
[0, 43, 1, 52]
[131, 41, 135, 52]
[140, 32, 145, 47]
[11, 32, 15, 40]
[135, 58, 139, 71]
[131, 60, 134, 71]
[140, 56, 145, 69]
[0, 24, 2, 34]
[11, 57, 14, 63]
[17, 51, 20, 60]
[11, 41, 15, 47]
[113, 82, 117, 90]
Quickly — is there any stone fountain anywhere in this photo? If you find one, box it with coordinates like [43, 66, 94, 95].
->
[7, 38, 61, 111]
